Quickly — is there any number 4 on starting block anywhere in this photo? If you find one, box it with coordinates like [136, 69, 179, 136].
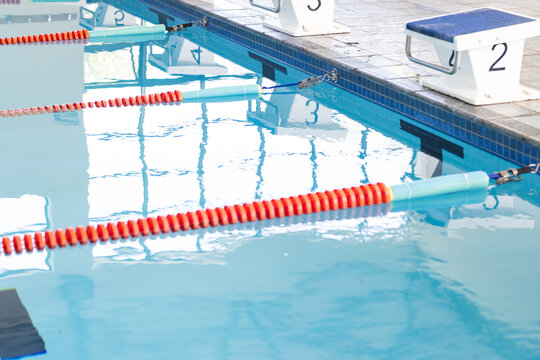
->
[405, 8, 540, 105]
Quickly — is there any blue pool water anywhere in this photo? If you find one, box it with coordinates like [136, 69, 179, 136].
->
[1, 1, 540, 359]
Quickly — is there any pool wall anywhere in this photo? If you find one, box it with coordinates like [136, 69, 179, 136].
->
[110, 0, 539, 170]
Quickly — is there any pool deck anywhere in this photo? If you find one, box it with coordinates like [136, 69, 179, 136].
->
[164, 0, 540, 163]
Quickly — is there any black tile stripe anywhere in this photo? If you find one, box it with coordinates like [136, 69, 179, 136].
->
[401, 120, 464, 160]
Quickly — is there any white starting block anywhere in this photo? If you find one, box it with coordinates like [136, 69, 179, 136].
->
[148, 36, 228, 75]
[249, 0, 349, 36]
[79, 4, 140, 30]
[405, 8, 540, 105]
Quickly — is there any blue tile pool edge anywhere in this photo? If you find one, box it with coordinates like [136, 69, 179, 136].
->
[137, 0, 539, 169]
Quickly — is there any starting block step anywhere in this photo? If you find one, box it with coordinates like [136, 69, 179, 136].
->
[405, 8, 540, 105]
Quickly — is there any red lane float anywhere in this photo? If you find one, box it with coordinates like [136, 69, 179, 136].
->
[0, 90, 183, 118]
[0, 29, 89, 46]
[0, 183, 392, 256]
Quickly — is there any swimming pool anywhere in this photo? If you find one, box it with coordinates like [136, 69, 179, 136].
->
[1, 1, 540, 359]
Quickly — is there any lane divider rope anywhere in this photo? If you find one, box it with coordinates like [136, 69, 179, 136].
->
[0, 24, 201, 47]
[0, 183, 392, 256]
[0, 90, 184, 117]
[0, 29, 89, 46]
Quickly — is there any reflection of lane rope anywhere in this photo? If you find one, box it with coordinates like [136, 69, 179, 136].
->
[0, 29, 89, 45]
[1, 183, 392, 256]
[0, 0, 21, 4]
[0, 90, 183, 117]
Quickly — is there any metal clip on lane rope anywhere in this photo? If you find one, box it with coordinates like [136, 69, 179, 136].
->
[166, 16, 208, 32]
[494, 163, 539, 185]
[297, 69, 339, 89]
[496, 168, 521, 185]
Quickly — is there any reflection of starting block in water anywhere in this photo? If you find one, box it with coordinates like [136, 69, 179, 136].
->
[247, 92, 346, 138]
[249, 0, 349, 36]
[406, 8, 540, 105]
[148, 36, 228, 75]
[79, 3, 140, 30]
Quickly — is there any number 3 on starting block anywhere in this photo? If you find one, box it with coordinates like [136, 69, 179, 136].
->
[405, 8, 540, 105]
[249, 0, 350, 36]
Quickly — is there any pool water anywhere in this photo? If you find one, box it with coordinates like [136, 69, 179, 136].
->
[1, 1, 540, 359]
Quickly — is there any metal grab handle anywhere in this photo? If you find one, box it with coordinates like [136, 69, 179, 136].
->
[249, 0, 282, 13]
[405, 35, 460, 75]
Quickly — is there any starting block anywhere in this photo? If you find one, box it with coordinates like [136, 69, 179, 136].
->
[405, 8, 540, 105]
[249, 0, 349, 36]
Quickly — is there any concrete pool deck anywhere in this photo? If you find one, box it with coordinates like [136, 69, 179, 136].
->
[164, 0, 540, 158]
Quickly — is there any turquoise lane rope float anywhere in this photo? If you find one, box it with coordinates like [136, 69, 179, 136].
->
[182, 84, 262, 102]
[88, 24, 167, 42]
[391, 171, 489, 201]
